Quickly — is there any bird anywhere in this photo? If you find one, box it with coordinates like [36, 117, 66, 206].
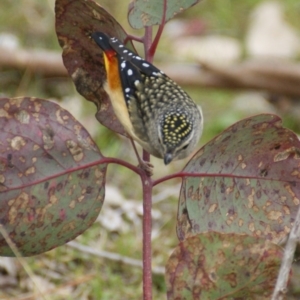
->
[91, 32, 203, 165]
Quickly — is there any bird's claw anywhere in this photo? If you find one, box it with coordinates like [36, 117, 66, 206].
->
[138, 161, 154, 177]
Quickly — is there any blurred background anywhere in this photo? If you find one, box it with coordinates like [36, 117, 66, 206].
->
[0, 0, 300, 299]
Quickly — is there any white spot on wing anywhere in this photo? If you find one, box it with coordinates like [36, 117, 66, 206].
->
[127, 69, 133, 76]
[125, 88, 130, 93]
[142, 62, 150, 67]
[135, 56, 142, 60]
[121, 62, 126, 69]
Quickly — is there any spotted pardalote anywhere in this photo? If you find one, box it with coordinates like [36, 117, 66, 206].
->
[92, 32, 203, 165]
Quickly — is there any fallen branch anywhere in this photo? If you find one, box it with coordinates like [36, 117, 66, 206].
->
[0, 46, 67, 77]
[199, 60, 300, 97]
[1, 46, 300, 97]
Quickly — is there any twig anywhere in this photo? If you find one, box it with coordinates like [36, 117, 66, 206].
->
[0, 225, 50, 300]
[271, 205, 300, 299]
[67, 241, 164, 275]
[148, 0, 167, 60]
[141, 22, 159, 300]
[143, 26, 153, 62]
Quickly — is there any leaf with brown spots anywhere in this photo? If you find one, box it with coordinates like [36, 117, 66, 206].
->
[165, 232, 283, 300]
[178, 114, 300, 244]
[55, 0, 135, 135]
[128, 0, 201, 29]
[0, 97, 106, 256]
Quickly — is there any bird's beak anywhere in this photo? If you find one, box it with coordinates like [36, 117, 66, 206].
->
[164, 153, 173, 165]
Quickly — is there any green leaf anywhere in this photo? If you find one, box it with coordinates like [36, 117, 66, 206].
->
[128, 0, 201, 29]
[55, 0, 135, 135]
[0, 97, 106, 256]
[178, 114, 300, 244]
[166, 232, 282, 300]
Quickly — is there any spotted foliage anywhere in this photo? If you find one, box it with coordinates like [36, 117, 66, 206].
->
[0, 97, 106, 256]
[55, 0, 135, 135]
[178, 114, 300, 244]
[166, 232, 282, 299]
[128, 0, 201, 29]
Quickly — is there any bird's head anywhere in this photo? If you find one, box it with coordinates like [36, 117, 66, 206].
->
[156, 108, 203, 165]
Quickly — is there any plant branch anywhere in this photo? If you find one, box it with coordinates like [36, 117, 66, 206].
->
[143, 26, 153, 62]
[152, 170, 295, 186]
[5, 155, 287, 192]
[141, 175, 154, 300]
[148, 0, 167, 59]
[125, 34, 144, 44]
[142, 149, 151, 163]
[3, 156, 143, 192]
[104, 157, 143, 175]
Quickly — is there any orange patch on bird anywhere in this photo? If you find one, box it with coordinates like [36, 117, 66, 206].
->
[104, 49, 116, 61]
[103, 50, 122, 92]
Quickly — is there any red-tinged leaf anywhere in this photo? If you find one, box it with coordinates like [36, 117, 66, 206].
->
[128, 0, 201, 29]
[178, 114, 300, 244]
[55, 0, 135, 135]
[166, 232, 283, 300]
[0, 97, 106, 256]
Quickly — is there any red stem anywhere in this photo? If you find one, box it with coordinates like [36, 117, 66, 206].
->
[5, 157, 144, 192]
[141, 24, 154, 300]
[126, 0, 167, 62]
[141, 174, 153, 300]
[144, 26, 153, 62]
[152, 170, 279, 186]
[148, 0, 167, 59]
[125, 3, 168, 299]
[142, 149, 150, 162]
[125, 34, 144, 44]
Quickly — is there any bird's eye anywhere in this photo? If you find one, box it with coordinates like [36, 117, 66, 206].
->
[182, 144, 189, 150]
